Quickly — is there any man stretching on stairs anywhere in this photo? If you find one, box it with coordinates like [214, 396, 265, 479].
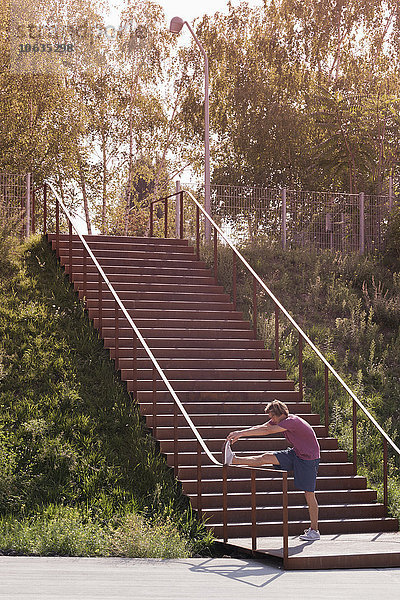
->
[223, 399, 321, 541]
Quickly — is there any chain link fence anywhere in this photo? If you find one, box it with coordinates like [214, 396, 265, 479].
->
[210, 184, 395, 253]
[0, 173, 31, 237]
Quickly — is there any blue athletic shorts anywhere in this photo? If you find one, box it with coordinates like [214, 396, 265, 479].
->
[273, 448, 320, 492]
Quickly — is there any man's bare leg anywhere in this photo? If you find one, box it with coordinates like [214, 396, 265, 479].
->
[232, 452, 280, 468]
[304, 491, 319, 531]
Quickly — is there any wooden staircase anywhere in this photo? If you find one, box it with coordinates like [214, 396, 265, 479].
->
[48, 232, 400, 568]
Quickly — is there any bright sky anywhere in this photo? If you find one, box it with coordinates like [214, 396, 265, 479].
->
[108, 1, 264, 27]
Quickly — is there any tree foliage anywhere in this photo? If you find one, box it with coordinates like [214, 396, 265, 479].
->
[178, 0, 400, 193]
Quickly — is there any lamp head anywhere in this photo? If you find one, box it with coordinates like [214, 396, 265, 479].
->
[169, 16, 184, 34]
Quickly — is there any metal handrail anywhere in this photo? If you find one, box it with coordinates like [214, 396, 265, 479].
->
[45, 182, 221, 466]
[156, 188, 400, 458]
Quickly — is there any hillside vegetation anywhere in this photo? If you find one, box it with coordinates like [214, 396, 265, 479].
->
[0, 229, 212, 556]
[211, 240, 400, 520]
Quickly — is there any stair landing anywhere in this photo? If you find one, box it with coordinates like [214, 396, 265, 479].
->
[227, 532, 400, 569]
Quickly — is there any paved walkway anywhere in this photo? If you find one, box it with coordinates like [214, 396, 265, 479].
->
[1, 556, 400, 600]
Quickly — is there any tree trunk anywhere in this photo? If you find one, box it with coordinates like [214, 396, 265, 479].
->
[78, 160, 92, 235]
[102, 132, 107, 234]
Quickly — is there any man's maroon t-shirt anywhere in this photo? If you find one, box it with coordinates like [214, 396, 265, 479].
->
[268, 414, 320, 460]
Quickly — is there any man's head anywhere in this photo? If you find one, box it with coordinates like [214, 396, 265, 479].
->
[265, 399, 289, 423]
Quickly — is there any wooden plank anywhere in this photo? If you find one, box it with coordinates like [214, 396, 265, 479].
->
[226, 532, 400, 569]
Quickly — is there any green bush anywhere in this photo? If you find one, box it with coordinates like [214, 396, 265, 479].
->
[383, 206, 400, 269]
[110, 513, 191, 558]
[0, 505, 111, 556]
[0, 505, 197, 558]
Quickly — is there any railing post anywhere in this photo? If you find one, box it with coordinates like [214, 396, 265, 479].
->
[56, 197, 60, 250]
[114, 304, 119, 367]
[82, 245, 87, 306]
[164, 198, 168, 237]
[43, 183, 47, 235]
[197, 442, 202, 516]
[251, 469, 257, 553]
[389, 172, 394, 211]
[359, 192, 365, 255]
[174, 400, 178, 474]
[133, 334, 137, 393]
[232, 252, 237, 311]
[325, 365, 329, 433]
[25, 172, 31, 238]
[275, 305, 280, 369]
[180, 191, 184, 239]
[213, 229, 218, 281]
[353, 399, 357, 474]
[152, 365, 157, 437]
[175, 180, 181, 238]
[298, 333, 303, 401]
[282, 472, 289, 567]
[196, 206, 200, 260]
[253, 277, 257, 338]
[222, 465, 228, 543]
[68, 220, 72, 276]
[32, 188, 35, 235]
[98, 271, 103, 335]
[282, 187, 287, 250]
[383, 438, 388, 510]
[150, 202, 154, 237]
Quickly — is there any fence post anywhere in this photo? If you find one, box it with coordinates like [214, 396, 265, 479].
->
[25, 173, 31, 238]
[359, 192, 365, 255]
[175, 180, 181, 238]
[281, 187, 287, 250]
[43, 183, 47, 235]
[31, 189, 35, 234]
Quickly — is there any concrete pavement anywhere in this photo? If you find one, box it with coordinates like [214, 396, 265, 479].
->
[0, 556, 399, 600]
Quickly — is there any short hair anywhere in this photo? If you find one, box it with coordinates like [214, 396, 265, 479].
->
[265, 400, 289, 418]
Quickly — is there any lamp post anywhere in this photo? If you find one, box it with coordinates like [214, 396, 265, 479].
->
[170, 16, 211, 241]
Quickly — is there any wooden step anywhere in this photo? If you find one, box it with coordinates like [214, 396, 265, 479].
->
[177, 463, 355, 480]
[49, 234, 190, 246]
[138, 399, 310, 414]
[202, 504, 387, 525]
[89, 309, 245, 322]
[124, 368, 289, 382]
[189, 489, 377, 508]
[134, 379, 295, 392]
[134, 389, 302, 401]
[149, 412, 319, 429]
[163, 448, 345, 466]
[182, 475, 370, 495]
[211, 518, 398, 538]
[155, 423, 328, 442]
[88, 299, 237, 312]
[95, 318, 252, 331]
[80, 289, 231, 303]
[111, 347, 273, 359]
[158, 436, 338, 453]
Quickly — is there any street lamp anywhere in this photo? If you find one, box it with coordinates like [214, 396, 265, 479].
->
[170, 16, 211, 241]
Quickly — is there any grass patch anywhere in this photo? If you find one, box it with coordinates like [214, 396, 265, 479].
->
[0, 234, 213, 556]
[0, 504, 194, 558]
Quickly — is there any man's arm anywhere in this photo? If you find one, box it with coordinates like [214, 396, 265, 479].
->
[227, 422, 286, 445]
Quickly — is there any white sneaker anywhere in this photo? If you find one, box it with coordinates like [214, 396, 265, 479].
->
[222, 441, 235, 465]
[299, 528, 320, 541]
